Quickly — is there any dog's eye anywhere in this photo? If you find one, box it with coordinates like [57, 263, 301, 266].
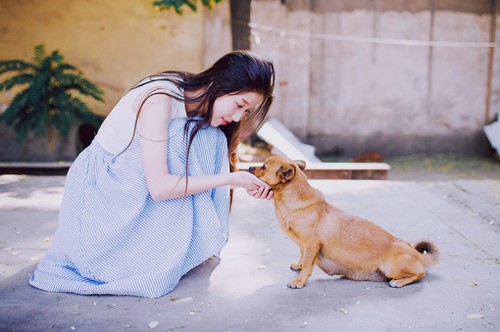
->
[262, 165, 266, 170]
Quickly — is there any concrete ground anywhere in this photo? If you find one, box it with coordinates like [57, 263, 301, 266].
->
[0, 165, 499, 331]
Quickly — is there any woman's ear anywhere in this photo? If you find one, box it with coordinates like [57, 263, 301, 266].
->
[294, 160, 306, 170]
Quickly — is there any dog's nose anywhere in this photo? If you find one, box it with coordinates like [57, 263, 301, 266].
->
[249, 166, 255, 173]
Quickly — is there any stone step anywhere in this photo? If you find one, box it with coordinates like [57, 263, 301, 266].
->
[0, 162, 72, 175]
[256, 118, 322, 163]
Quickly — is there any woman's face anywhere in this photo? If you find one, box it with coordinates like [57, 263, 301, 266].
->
[211, 92, 263, 127]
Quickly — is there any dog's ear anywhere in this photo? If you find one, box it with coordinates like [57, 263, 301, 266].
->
[278, 164, 295, 183]
[294, 160, 306, 170]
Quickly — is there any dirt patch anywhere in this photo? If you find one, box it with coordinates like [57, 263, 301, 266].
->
[320, 153, 499, 181]
[376, 154, 498, 181]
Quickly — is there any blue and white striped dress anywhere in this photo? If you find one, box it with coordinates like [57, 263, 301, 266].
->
[29, 101, 230, 298]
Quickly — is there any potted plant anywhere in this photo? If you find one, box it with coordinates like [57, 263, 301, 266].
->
[0, 44, 104, 159]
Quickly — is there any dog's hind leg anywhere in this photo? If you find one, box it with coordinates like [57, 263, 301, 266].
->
[388, 271, 426, 288]
[287, 242, 321, 289]
[381, 242, 427, 287]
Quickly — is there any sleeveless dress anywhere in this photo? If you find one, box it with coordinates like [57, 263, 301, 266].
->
[29, 79, 230, 298]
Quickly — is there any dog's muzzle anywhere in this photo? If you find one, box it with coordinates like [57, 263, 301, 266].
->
[248, 166, 256, 174]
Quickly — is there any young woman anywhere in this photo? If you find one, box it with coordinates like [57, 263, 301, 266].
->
[29, 51, 275, 298]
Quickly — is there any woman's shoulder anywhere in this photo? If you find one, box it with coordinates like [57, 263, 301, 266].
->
[133, 76, 183, 96]
[125, 77, 185, 118]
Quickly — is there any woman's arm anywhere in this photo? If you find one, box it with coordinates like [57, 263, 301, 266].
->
[138, 91, 272, 201]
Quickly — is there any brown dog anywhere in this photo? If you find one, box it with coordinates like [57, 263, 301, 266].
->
[249, 156, 439, 289]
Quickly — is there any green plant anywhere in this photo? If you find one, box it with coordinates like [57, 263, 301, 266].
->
[153, 0, 223, 14]
[0, 44, 104, 144]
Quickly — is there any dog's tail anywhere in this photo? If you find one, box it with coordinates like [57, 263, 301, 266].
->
[414, 241, 440, 266]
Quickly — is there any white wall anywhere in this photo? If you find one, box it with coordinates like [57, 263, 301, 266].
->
[250, 0, 499, 156]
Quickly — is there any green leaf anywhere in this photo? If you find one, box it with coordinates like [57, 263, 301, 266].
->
[0, 89, 29, 124]
[33, 103, 49, 137]
[0, 60, 36, 76]
[34, 44, 46, 65]
[152, 0, 222, 14]
[0, 44, 105, 143]
[0, 73, 35, 91]
[55, 72, 104, 101]
[201, 0, 223, 10]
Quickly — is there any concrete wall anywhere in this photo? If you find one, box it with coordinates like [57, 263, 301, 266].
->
[251, 0, 500, 156]
[0, 0, 231, 161]
[2, 0, 498, 160]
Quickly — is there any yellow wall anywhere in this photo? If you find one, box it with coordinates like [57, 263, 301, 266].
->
[0, 0, 212, 116]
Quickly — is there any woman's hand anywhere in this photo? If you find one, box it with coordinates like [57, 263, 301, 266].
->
[230, 171, 273, 200]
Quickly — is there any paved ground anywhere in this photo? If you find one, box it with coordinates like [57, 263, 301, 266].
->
[0, 166, 499, 331]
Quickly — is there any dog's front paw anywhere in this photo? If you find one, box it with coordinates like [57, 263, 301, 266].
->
[287, 278, 306, 289]
[290, 262, 302, 271]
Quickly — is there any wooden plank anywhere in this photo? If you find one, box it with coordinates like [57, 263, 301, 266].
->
[238, 161, 390, 180]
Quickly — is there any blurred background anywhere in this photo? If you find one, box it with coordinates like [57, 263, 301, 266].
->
[0, 0, 499, 166]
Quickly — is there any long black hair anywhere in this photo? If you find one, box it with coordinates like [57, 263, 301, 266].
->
[127, 51, 275, 196]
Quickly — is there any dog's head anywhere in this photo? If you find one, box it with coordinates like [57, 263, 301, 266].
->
[249, 156, 306, 187]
